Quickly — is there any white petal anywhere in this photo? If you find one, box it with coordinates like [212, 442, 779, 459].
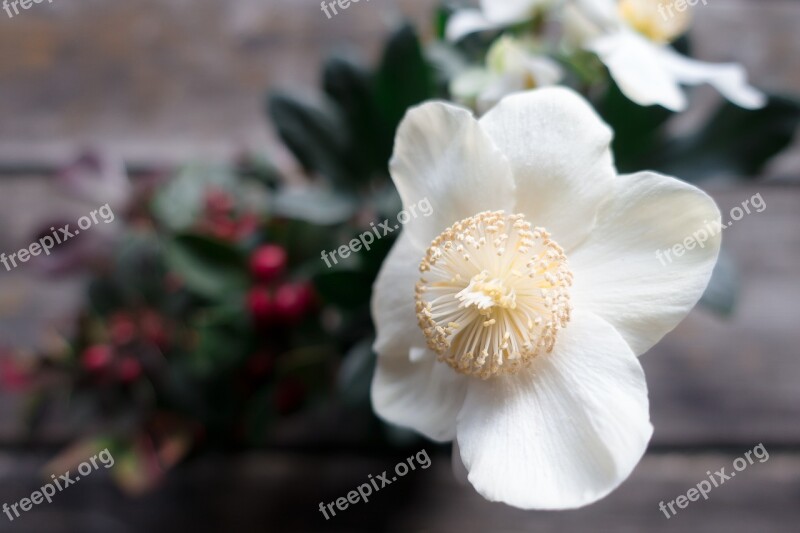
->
[479, 87, 616, 250]
[562, 3, 605, 46]
[523, 55, 564, 87]
[450, 68, 494, 105]
[372, 349, 467, 442]
[371, 232, 467, 441]
[656, 46, 767, 110]
[390, 101, 515, 249]
[451, 440, 469, 485]
[481, 0, 545, 25]
[588, 32, 687, 111]
[456, 310, 652, 510]
[371, 231, 425, 357]
[445, 9, 502, 42]
[570, 171, 721, 356]
[572, 0, 620, 28]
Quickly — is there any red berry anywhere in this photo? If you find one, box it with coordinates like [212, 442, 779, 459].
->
[208, 217, 239, 241]
[141, 311, 169, 351]
[274, 282, 316, 324]
[117, 356, 143, 384]
[247, 287, 276, 325]
[82, 345, 113, 373]
[109, 313, 137, 345]
[0, 357, 30, 391]
[204, 188, 234, 215]
[249, 245, 287, 283]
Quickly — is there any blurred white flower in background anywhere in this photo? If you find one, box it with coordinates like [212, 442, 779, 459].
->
[446, 0, 766, 112]
[31, 150, 131, 275]
[446, 0, 557, 41]
[450, 36, 563, 113]
[56, 150, 132, 212]
[567, 0, 766, 111]
[370, 88, 721, 509]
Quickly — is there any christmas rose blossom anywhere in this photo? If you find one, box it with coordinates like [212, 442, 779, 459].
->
[447, 0, 765, 112]
[566, 0, 765, 111]
[370, 87, 721, 509]
[451, 35, 564, 114]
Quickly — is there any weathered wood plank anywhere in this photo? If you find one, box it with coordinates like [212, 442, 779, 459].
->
[0, 0, 439, 168]
[0, 451, 796, 532]
[0, 0, 797, 168]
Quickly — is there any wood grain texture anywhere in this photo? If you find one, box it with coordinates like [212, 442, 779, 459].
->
[0, 0, 439, 167]
[0, 450, 796, 532]
[0, 0, 797, 169]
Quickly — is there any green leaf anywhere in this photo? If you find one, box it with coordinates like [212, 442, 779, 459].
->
[152, 163, 238, 232]
[699, 248, 738, 317]
[271, 187, 358, 226]
[188, 303, 252, 378]
[165, 234, 248, 300]
[241, 385, 278, 445]
[313, 269, 373, 310]
[114, 231, 167, 306]
[237, 153, 282, 190]
[267, 92, 356, 187]
[433, 5, 453, 41]
[275, 345, 334, 382]
[374, 23, 436, 148]
[649, 94, 800, 182]
[87, 277, 126, 316]
[322, 56, 385, 175]
[267, 218, 337, 267]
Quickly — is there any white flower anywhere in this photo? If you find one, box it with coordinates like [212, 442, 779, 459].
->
[446, 0, 556, 41]
[371, 87, 721, 509]
[564, 0, 766, 111]
[447, 0, 766, 112]
[451, 36, 564, 113]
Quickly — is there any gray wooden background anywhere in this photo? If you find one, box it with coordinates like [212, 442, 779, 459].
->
[0, 0, 799, 531]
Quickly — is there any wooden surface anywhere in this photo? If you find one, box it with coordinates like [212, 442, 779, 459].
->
[0, 0, 798, 172]
[0, 0, 798, 531]
[0, 450, 798, 532]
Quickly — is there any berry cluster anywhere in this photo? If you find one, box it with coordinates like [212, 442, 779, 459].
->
[247, 244, 315, 326]
[80, 310, 171, 386]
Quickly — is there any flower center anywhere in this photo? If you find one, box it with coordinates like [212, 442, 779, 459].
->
[415, 211, 572, 379]
[618, 0, 691, 44]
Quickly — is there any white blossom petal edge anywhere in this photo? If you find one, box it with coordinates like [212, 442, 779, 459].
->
[447, 0, 766, 111]
[570, 0, 766, 111]
[586, 29, 765, 112]
[371, 87, 721, 509]
[446, 0, 556, 41]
